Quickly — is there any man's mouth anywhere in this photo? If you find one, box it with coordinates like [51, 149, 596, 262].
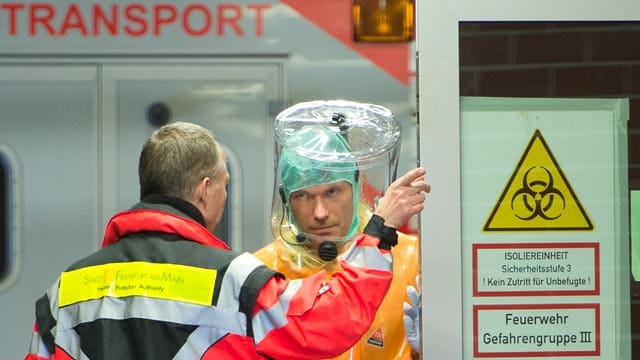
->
[309, 226, 335, 236]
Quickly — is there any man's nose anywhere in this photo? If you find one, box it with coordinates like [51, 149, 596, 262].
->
[313, 199, 329, 220]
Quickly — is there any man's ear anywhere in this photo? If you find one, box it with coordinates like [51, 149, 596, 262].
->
[193, 177, 210, 205]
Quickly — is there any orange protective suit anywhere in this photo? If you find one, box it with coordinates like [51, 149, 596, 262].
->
[254, 212, 419, 360]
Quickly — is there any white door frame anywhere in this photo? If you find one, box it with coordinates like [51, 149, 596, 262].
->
[417, 1, 640, 358]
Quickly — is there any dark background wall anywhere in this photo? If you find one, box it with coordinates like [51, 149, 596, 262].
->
[459, 20, 639, 355]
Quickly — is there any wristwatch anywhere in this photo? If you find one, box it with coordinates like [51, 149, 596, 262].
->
[363, 214, 399, 250]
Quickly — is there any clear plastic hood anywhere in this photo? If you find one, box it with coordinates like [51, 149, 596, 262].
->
[274, 99, 402, 169]
[270, 99, 402, 269]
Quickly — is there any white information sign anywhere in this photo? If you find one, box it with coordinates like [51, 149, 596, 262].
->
[461, 97, 629, 359]
[474, 243, 598, 296]
[474, 304, 598, 357]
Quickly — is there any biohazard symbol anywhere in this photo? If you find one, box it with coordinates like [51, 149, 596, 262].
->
[484, 129, 593, 231]
[511, 166, 565, 221]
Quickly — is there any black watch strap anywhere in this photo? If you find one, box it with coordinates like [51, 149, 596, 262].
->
[363, 214, 398, 250]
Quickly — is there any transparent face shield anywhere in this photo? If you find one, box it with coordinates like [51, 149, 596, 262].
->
[271, 100, 401, 270]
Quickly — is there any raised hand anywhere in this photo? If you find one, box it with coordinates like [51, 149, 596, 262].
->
[374, 167, 431, 228]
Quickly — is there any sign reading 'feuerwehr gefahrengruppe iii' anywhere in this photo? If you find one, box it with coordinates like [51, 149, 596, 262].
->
[460, 97, 629, 359]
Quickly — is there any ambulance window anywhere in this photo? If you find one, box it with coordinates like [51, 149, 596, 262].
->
[0, 145, 20, 286]
[0, 158, 5, 277]
[214, 144, 242, 250]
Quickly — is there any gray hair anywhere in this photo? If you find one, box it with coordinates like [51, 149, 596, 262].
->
[139, 122, 223, 199]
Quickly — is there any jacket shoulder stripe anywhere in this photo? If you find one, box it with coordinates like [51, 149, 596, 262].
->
[218, 253, 266, 309]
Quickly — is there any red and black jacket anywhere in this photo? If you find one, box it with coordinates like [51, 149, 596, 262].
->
[26, 196, 393, 360]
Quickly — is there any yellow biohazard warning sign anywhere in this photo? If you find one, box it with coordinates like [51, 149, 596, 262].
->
[484, 129, 593, 231]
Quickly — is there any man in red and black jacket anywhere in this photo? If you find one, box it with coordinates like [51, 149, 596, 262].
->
[25, 121, 429, 360]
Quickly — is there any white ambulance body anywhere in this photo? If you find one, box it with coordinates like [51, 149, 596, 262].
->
[0, 1, 416, 358]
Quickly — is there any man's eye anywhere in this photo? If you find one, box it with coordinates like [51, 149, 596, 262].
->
[292, 193, 306, 201]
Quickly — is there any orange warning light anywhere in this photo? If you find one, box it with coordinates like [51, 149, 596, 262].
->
[353, 0, 414, 43]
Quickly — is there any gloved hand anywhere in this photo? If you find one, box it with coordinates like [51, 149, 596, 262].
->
[403, 280, 421, 353]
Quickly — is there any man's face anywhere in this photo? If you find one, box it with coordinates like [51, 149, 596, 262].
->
[288, 181, 354, 238]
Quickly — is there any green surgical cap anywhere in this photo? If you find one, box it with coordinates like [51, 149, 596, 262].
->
[279, 126, 360, 237]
